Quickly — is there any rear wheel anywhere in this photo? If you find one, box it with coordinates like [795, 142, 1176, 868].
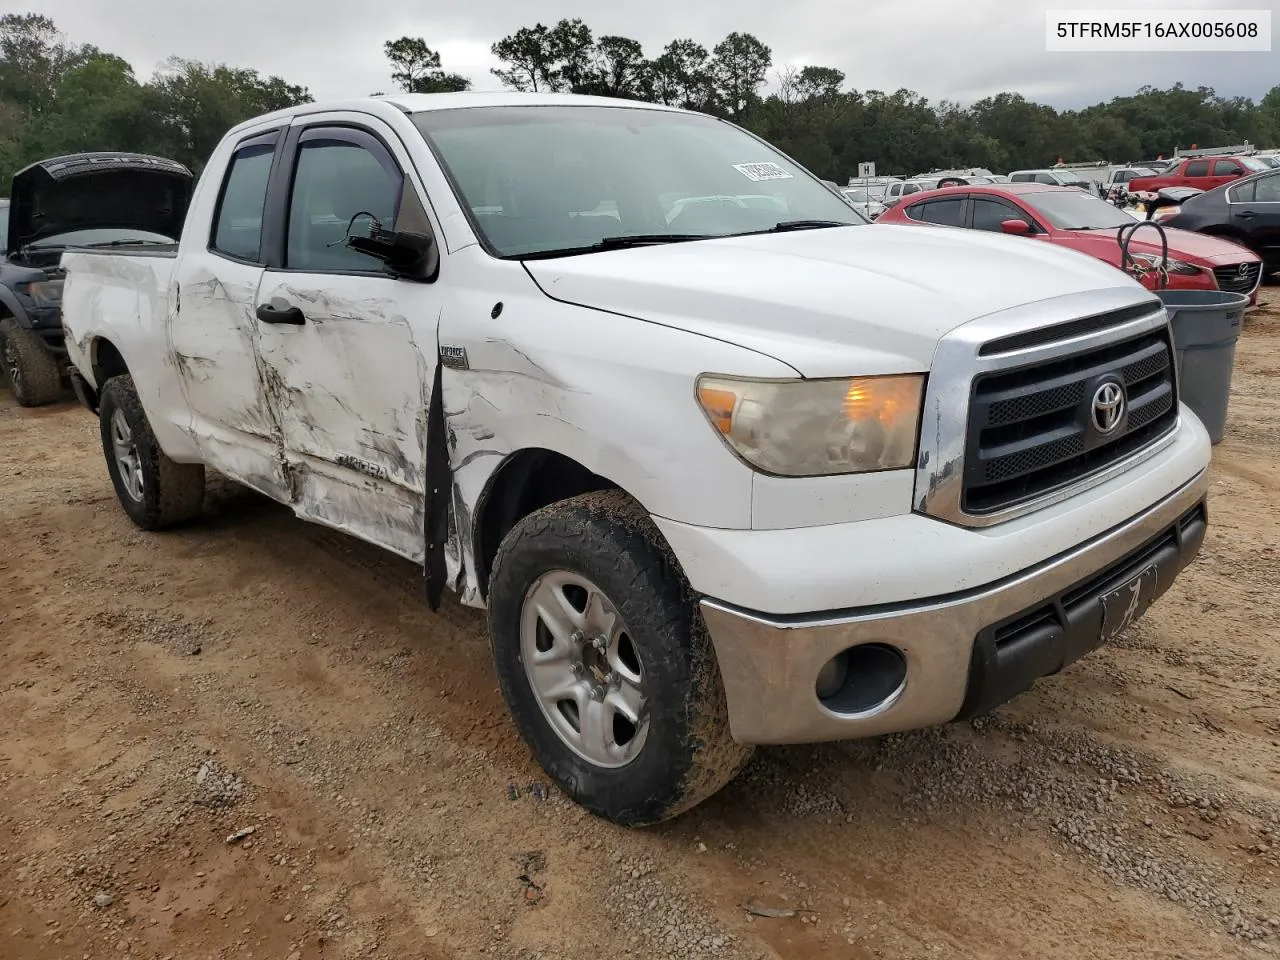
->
[0, 318, 64, 407]
[487, 490, 753, 826]
[98, 374, 205, 530]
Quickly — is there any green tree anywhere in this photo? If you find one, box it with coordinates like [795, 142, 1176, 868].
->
[384, 36, 470, 94]
[710, 32, 771, 120]
[649, 39, 715, 112]
[148, 59, 312, 171]
[549, 19, 596, 93]
[0, 13, 88, 115]
[589, 35, 649, 99]
[19, 53, 159, 161]
[490, 23, 560, 92]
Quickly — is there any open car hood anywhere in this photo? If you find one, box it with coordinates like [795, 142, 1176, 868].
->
[7, 152, 193, 253]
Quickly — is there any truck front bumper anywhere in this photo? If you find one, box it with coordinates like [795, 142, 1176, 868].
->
[698, 468, 1208, 745]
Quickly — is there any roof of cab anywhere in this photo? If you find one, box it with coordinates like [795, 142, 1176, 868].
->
[224, 91, 687, 139]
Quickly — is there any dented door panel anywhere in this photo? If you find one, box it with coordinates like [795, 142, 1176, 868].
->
[253, 274, 436, 561]
[168, 254, 291, 501]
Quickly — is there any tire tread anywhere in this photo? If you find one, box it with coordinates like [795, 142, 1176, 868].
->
[0, 317, 64, 407]
[99, 374, 205, 529]
[488, 490, 752, 825]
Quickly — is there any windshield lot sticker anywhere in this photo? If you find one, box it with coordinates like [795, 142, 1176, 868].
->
[733, 162, 793, 182]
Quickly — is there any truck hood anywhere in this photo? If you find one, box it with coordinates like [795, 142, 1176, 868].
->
[7, 152, 193, 254]
[524, 224, 1139, 376]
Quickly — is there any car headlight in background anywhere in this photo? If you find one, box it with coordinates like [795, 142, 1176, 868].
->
[17, 279, 65, 305]
[1128, 252, 1201, 276]
[696, 374, 925, 476]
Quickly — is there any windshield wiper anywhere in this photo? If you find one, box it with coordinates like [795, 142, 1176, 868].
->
[518, 234, 713, 260]
[85, 239, 170, 247]
[767, 219, 855, 232]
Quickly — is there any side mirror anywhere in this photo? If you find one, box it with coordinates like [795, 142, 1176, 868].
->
[347, 222, 438, 282]
[1000, 219, 1032, 236]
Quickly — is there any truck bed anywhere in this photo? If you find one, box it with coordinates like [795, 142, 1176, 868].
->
[59, 249, 182, 432]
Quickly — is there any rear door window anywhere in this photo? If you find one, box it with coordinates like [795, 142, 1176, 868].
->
[211, 133, 278, 262]
[1184, 161, 1210, 178]
[1256, 174, 1280, 203]
[914, 198, 966, 226]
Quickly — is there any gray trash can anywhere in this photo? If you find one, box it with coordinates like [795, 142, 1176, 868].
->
[1156, 289, 1249, 445]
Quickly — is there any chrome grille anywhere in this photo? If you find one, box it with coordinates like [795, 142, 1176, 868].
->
[961, 328, 1178, 514]
[1213, 262, 1261, 294]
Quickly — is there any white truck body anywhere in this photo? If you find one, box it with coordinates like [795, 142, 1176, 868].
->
[60, 93, 1211, 824]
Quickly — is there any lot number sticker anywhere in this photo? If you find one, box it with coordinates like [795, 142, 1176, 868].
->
[733, 161, 794, 182]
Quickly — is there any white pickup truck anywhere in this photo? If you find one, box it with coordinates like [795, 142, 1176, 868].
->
[60, 93, 1211, 825]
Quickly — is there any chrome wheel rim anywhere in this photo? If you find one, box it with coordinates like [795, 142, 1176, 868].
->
[519, 570, 649, 768]
[110, 408, 144, 502]
[1, 335, 20, 389]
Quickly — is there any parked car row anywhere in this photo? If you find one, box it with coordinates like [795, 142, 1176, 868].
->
[876, 181, 1265, 302]
[5, 149, 1275, 415]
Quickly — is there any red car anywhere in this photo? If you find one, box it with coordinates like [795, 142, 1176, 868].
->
[1127, 155, 1271, 194]
[876, 183, 1263, 304]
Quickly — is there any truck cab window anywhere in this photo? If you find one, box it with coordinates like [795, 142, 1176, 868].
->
[212, 140, 275, 261]
[286, 137, 404, 272]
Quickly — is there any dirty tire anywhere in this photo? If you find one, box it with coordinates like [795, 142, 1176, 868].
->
[0, 317, 64, 407]
[487, 490, 753, 826]
[98, 374, 205, 530]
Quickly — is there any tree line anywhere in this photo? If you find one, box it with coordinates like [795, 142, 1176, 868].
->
[2, 12, 1278, 186]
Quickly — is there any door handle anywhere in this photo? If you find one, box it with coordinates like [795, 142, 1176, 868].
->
[1234, 211, 1256, 220]
[255, 302, 306, 325]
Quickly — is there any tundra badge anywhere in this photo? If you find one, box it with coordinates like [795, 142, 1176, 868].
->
[440, 345, 469, 370]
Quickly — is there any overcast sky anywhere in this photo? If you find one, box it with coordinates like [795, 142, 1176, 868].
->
[31, 0, 1278, 109]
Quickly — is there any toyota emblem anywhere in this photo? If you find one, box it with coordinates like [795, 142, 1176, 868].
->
[1091, 382, 1126, 435]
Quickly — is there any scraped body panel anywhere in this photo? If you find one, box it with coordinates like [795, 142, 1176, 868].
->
[253, 273, 438, 562]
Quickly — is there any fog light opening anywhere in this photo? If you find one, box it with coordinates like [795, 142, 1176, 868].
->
[816, 643, 907, 716]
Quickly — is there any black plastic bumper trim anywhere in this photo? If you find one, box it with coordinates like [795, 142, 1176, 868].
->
[955, 497, 1208, 720]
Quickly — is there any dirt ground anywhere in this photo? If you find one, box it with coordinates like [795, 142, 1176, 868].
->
[2, 288, 1279, 960]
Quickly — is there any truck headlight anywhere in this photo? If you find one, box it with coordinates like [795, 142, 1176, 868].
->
[696, 374, 925, 476]
[17, 279, 65, 305]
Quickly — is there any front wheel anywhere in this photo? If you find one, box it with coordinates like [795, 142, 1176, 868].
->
[98, 374, 206, 530]
[487, 490, 753, 826]
[0, 318, 64, 407]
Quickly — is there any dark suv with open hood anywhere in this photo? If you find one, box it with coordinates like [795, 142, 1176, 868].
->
[0, 152, 192, 406]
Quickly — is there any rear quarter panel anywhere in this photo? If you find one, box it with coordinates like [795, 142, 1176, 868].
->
[61, 251, 200, 461]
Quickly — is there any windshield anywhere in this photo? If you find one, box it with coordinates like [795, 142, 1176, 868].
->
[1024, 190, 1136, 230]
[1240, 157, 1270, 172]
[843, 189, 876, 202]
[412, 105, 864, 257]
[29, 227, 174, 249]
